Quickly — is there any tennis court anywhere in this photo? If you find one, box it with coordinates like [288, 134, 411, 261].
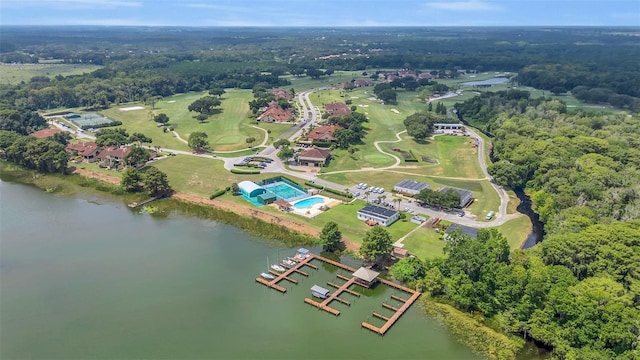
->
[67, 113, 114, 128]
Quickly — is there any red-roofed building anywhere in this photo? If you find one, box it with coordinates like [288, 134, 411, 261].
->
[305, 124, 342, 142]
[65, 141, 99, 163]
[271, 88, 292, 101]
[298, 147, 331, 167]
[97, 146, 131, 168]
[30, 128, 63, 139]
[257, 105, 294, 123]
[324, 102, 352, 118]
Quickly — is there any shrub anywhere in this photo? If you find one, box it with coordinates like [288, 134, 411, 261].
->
[209, 189, 227, 199]
[305, 181, 324, 189]
[230, 169, 260, 174]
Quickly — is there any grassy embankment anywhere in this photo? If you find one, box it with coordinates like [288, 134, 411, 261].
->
[0, 63, 102, 85]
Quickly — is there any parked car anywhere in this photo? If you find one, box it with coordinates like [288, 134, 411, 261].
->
[485, 211, 494, 220]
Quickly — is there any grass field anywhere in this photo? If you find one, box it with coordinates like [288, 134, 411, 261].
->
[492, 215, 532, 249]
[0, 63, 101, 85]
[401, 227, 447, 260]
[101, 89, 263, 152]
[285, 71, 363, 92]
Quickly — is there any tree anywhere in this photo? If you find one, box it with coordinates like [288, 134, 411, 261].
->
[124, 146, 150, 166]
[245, 137, 256, 147]
[154, 113, 170, 124]
[377, 89, 398, 104]
[390, 257, 426, 282]
[277, 146, 294, 160]
[188, 131, 209, 152]
[231, 182, 240, 195]
[121, 167, 142, 192]
[273, 139, 290, 149]
[403, 112, 439, 141]
[360, 226, 393, 262]
[188, 96, 221, 120]
[142, 166, 171, 196]
[95, 128, 129, 147]
[319, 221, 342, 252]
[128, 132, 152, 145]
[208, 87, 225, 98]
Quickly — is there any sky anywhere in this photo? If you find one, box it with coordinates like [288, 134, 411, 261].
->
[1, 0, 639, 27]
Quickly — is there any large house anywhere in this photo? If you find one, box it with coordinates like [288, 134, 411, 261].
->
[305, 124, 342, 142]
[97, 146, 131, 168]
[65, 141, 99, 163]
[298, 147, 331, 167]
[324, 102, 351, 118]
[394, 179, 430, 195]
[271, 88, 292, 101]
[357, 204, 399, 227]
[257, 106, 294, 123]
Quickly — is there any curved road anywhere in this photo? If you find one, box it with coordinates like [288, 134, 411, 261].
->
[51, 85, 516, 229]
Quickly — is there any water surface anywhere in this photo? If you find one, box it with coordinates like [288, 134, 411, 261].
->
[1, 181, 479, 359]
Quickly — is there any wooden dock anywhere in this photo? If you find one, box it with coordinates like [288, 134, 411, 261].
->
[255, 253, 316, 293]
[256, 252, 421, 336]
[361, 290, 421, 335]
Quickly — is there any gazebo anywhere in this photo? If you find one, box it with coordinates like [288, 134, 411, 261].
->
[352, 267, 380, 288]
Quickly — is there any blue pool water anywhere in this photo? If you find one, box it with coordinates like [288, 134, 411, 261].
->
[293, 197, 324, 209]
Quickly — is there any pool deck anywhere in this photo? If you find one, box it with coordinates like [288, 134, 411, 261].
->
[256, 252, 421, 336]
[290, 195, 341, 218]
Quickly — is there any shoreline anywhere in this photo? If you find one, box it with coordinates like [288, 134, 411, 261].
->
[71, 168, 360, 253]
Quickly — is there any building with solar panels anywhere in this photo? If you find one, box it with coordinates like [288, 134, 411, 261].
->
[393, 179, 430, 195]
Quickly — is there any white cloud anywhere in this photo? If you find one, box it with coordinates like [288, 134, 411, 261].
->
[2, 0, 142, 8]
[425, 0, 501, 11]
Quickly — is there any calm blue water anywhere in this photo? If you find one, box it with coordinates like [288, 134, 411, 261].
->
[461, 77, 509, 86]
[293, 196, 324, 209]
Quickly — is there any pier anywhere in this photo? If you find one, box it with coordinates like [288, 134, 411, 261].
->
[255, 252, 421, 335]
[254, 253, 316, 293]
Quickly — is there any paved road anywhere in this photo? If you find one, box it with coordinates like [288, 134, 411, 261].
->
[51, 86, 516, 229]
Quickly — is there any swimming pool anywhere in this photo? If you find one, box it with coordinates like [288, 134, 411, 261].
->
[293, 197, 325, 209]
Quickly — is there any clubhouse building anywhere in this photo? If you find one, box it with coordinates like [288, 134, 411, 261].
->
[357, 204, 400, 227]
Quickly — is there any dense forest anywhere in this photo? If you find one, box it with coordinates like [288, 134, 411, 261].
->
[1, 26, 639, 359]
[1, 27, 639, 111]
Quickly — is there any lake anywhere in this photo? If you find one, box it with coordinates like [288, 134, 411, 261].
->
[0, 180, 480, 359]
[461, 77, 509, 86]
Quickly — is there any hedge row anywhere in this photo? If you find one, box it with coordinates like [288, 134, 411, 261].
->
[231, 169, 260, 174]
[305, 181, 324, 189]
[209, 189, 227, 199]
[279, 175, 301, 186]
[311, 141, 333, 148]
[80, 120, 122, 130]
[325, 187, 353, 198]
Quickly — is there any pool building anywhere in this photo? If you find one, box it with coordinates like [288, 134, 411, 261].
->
[238, 177, 309, 206]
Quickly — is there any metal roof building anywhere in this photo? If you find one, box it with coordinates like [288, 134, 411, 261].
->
[352, 267, 380, 287]
[394, 179, 431, 195]
[445, 223, 479, 239]
[238, 181, 266, 198]
[439, 186, 474, 208]
[357, 204, 400, 227]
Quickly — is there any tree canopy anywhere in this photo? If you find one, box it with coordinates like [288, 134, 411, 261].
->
[319, 221, 342, 252]
[188, 131, 209, 152]
[359, 226, 393, 262]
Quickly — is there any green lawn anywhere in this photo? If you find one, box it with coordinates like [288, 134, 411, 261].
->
[256, 122, 295, 144]
[101, 89, 263, 152]
[285, 71, 362, 92]
[0, 63, 101, 85]
[100, 106, 191, 152]
[401, 227, 447, 260]
[491, 215, 533, 249]
[379, 133, 484, 179]
[150, 155, 278, 197]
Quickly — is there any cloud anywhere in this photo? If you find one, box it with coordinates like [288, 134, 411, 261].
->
[2, 0, 142, 8]
[425, 0, 501, 11]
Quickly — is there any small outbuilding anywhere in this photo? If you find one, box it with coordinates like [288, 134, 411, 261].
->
[357, 204, 399, 227]
[311, 285, 331, 299]
[352, 267, 380, 288]
[394, 179, 430, 195]
[257, 192, 277, 205]
[273, 199, 293, 212]
[391, 246, 409, 259]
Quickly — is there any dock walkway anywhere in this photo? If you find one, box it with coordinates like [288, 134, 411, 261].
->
[255, 254, 315, 293]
